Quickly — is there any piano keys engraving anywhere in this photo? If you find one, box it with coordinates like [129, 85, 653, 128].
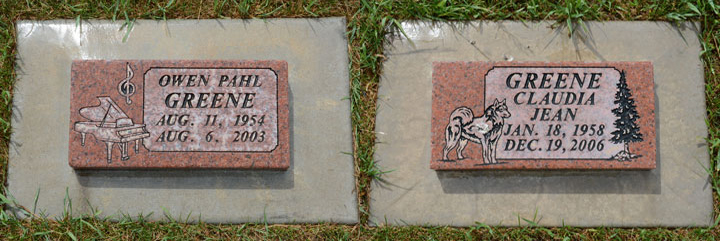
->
[74, 97, 150, 163]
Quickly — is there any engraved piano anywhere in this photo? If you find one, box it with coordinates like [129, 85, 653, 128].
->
[74, 96, 150, 163]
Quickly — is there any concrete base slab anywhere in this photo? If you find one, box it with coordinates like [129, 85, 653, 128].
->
[371, 21, 712, 227]
[8, 18, 357, 224]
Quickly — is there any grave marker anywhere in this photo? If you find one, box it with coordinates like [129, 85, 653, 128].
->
[372, 21, 711, 227]
[8, 18, 356, 223]
[431, 62, 655, 170]
[70, 60, 289, 169]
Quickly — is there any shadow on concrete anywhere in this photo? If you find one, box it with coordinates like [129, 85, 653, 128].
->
[75, 167, 294, 190]
[436, 167, 660, 194]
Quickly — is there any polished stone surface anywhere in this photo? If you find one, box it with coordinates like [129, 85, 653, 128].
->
[70, 60, 290, 169]
[431, 61, 656, 170]
[8, 18, 356, 223]
[373, 21, 711, 226]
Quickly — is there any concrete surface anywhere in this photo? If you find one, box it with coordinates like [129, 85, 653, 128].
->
[8, 18, 357, 224]
[371, 21, 712, 227]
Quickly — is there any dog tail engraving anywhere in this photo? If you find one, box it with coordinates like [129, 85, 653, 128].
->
[441, 99, 510, 164]
[443, 107, 474, 160]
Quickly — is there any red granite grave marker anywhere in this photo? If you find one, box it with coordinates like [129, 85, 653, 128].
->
[69, 60, 289, 169]
[431, 62, 656, 170]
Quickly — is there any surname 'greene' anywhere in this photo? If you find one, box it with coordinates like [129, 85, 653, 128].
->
[159, 74, 263, 108]
[165, 92, 255, 108]
[505, 72, 602, 89]
[505, 71, 603, 106]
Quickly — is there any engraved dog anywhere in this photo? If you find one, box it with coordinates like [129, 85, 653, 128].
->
[442, 99, 511, 164]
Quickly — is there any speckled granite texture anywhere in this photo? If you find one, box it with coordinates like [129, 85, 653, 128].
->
[70, 60, 290, 169]
[431, 61, 655, 170]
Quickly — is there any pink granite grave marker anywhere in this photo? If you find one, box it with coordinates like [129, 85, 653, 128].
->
[69, 60, 289, 169]
[431, 62, 656, 170]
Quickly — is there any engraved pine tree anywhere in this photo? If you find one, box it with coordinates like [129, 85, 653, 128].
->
[610, 70, 643, 161]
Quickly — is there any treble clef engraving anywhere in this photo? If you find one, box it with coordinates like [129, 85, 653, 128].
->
[118, 63, 136, 104]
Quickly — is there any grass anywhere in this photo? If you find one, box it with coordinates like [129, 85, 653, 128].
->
[1, 0, 719, 239]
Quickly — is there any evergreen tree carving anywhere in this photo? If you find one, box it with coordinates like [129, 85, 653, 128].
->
[610, 70, 643, 161]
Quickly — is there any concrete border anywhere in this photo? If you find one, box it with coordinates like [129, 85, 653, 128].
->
[371, 21, 712, 227]
[8, 18, 357, 224]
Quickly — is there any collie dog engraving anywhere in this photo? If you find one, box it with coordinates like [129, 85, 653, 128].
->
[442, 98, 511, 164]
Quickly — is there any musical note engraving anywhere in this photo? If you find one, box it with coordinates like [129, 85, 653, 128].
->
[118, 63, 135, 104]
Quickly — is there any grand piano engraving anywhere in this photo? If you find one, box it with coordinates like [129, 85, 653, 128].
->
[74, 97, 150, 163]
